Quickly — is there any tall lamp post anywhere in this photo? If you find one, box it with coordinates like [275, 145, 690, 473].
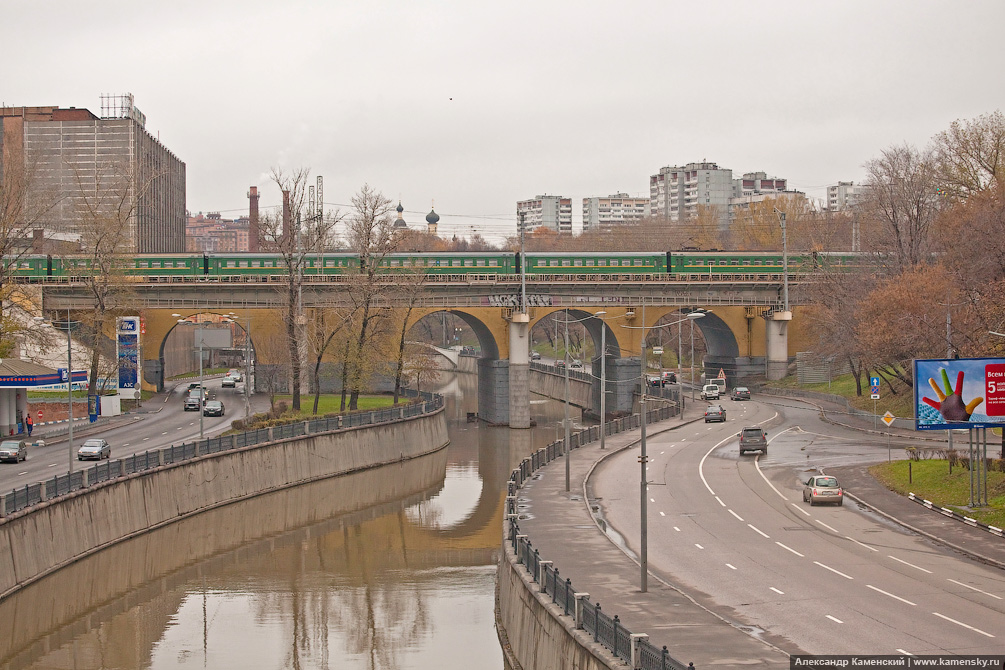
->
[690, 309, 711, 401]
[178, 317, 206, 439]
[558, 310, 606, 492]
[40, 313, 81, 472]
[622, 309, 705, 592]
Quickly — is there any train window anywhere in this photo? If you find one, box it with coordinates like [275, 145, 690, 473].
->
[610, 260, 619, 267]
[634, 259, 642, 266]
[452, 260, 461, 267]
[489, 259, 498, 267]
[562, 260, 570, 267]
[476, 259, 485, 267]
[228, 261, 237, 268]
[138, 262, 148, 268]
[718, 260, 726, 266]
[586, 260, 594, 267]
[464, 260, 473, 267]
[240, 261, 248, 268]
[550, 260, 558, 267]
[574, 259, 582, 267]
[730, 259, 739, 265]
[537, 260, 546, 267]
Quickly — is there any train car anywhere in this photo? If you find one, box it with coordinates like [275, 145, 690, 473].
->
[523, 252, 666, 275]
[1, 255, 51, 280]
[207, 252, 360, 277]
[126, 254, 206, 278]
[375, 252, 514, 275]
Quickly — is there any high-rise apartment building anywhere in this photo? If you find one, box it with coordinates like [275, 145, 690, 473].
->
[186, 212, 250, 252]
[826, 181, 864, 211]
[649, 162, 733, 228]
[0, 94, 186, 253]
[582, 193, 650, 231]
[517, 195, 572, 233]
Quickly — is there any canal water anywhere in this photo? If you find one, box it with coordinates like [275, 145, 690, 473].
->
[0, 373, 573, 669]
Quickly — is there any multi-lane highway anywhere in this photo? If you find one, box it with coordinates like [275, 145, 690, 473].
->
[0, 378, 270, 492]
[594, 395, 1005, 655]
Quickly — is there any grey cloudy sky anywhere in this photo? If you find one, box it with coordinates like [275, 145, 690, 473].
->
[4, 0, 1003, 242]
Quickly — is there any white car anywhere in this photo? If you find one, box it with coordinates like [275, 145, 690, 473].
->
[700, 384, 721, 400]
[78, 438, 111, 461]
[222, 376, 236, 388]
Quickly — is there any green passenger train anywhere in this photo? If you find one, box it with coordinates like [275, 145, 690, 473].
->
[3, 250, 860, 281]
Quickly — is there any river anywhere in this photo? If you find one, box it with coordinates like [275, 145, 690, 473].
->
[0, 373, 572, 669]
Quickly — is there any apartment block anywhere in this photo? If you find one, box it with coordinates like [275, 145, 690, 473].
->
[0, 94, 186, 253]
[826, 181, 865, 211]
[517, 195, 572, 233]
[582, 193, 650, 232]
[649, 162, 733, 228]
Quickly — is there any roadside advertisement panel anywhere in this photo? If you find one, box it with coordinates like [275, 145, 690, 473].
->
[914, 357, 1005, 430]
[118, 317, 140, 391]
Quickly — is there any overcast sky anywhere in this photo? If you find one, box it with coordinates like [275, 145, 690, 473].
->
[4, 0, 1003, 242]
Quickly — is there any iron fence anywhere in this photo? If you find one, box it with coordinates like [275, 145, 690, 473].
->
[2, 391, 442, 517]
[507, 400, 686, 670]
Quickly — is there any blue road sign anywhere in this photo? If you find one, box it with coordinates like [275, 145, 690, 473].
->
[870, 377, 880, 387]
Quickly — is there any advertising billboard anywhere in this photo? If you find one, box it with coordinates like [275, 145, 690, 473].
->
[117, 317, 140, 390]
[914, 357, 1005, 430]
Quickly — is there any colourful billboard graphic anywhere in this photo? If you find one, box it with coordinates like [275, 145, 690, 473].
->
[118, 317, 140, 390]
[914, 357, 1005, 430]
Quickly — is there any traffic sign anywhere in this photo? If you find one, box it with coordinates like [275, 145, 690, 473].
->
[882, 412, 896, 427]
[871, 393, 880, 400]
[870, 377, 880, 387]
[717, 368, 726, 379]
[37, 410, 43, 420]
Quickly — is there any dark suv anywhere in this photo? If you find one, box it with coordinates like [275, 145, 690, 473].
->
[739, 427, 767, 455]
[704, 404, 726, 423]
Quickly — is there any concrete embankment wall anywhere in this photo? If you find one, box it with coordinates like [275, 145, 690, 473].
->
[0, 410, 448, 599]
[497, 536, 619, 670]
[528, 368, 593, 409]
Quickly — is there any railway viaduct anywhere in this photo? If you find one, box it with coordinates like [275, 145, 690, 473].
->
[39, 274, 808, 427]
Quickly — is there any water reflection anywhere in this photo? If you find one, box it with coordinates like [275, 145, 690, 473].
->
[2, 373, 572, 669]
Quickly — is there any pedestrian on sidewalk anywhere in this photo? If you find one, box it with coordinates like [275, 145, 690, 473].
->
[26, 414, 33, 436]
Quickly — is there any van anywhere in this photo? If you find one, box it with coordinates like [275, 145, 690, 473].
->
[700, 384, 721, 400]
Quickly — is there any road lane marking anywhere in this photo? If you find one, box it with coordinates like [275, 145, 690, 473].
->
[177, 427, 184, 430]
[932, 612, 995, 638]
[650, 498, 656, 503]
[123, 443, 130, 447]
[143, 437, 149, 441]
[659, 511, 665, 517]
[728, 509, 744, 521]
[814, 561, 853, 580]
[48, 463, 57, 467]
[18, 471, 27, 476]
[748, 524, 770, 538]
[816, 520, 839, 533]
[947, 579, 1003, 600]
[753, 424, 794, 501]
[673, 526, 681, 532]
[714, 496, 725, 507]
[776, 542, 804, 557]
[770, 587, 784, 595]
[791, 503, 811, 517]
[845, 536, 878, 552]
[726, 563, 736, 570]
[888, 555, 932, 574]
[825, 615, 843, 623]
[896, 650, 912, 656]
[866, 584, 916, 606]
[695, 544, 704, 550]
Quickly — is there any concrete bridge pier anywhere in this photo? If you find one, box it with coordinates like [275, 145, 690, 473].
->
[765, 311, 792, 380]
[478, 358, 510, 425]
[590, 357, 640, 418]
[508, 315, 531, 429]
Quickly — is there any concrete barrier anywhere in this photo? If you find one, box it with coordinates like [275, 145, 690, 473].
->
[0, 409, 448, 600]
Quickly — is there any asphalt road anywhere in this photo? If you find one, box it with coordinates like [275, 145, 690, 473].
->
[593, 395, 1005, 655]
[0, 378, 270, 492]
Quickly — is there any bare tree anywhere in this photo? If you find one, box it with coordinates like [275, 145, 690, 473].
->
[389, 267, 427, 404]
[933, 110, 1005, 199]
[258, 168, 342, 411]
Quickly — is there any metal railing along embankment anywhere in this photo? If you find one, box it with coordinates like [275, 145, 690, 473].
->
[2, 392, 443, 517]
[505, 402, 688, 670]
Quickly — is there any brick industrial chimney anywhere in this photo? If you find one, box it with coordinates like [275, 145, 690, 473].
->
[282, 190, 291, 245]
[248, 186, 260, 252]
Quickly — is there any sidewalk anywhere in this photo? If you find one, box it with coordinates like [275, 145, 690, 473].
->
[515, 400, 1005, 668]
[516, 406, 792, 669]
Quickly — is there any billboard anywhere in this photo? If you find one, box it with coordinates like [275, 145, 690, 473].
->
[117, 317, 140, 390]
[914, 357, 1005, 430]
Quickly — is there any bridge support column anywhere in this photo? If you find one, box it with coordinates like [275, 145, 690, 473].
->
[765, 312, 792, 381]
[508, 314, 531, 429]
[598, 357, 640, 417]
[478, 358, 510, 425]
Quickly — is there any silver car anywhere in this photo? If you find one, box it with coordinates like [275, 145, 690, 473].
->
[78, 438, 111, 461]
[803, 475, 843, 506]
[0, 440, 27, 463]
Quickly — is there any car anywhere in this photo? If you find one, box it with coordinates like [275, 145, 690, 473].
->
[704, 404, 726, 422]
[531, 351, 542, 361]
[222, 376, 236, 388]
[647, 375, 662, 388]
[738, 426, 767, 454]
[700, 384, 721, 400]
[184, 396, 202, 411]
[188, 382, 203, 391]
[803, 475, 844, 506]
[730, 386, 751, 401]
[555, 360, 566, 369]
[228, 371, 242, 382]
[569, 359, 584, 370]
[204, 400, 225, 417]
[0, 439, 27, 463]
[661, 371, 677, 386]
[78, 438, 110, 461]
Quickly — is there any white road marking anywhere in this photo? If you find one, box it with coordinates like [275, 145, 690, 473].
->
[826, 615, 843, 623]
[660, 451, 665, 454]
[845, 536, 878, 552]
[659, 511, 665, 517]
[695, 544, 704, 550]
[177, 427, 184, 430]
[866, 584, 917, 606]
[816, 520, 839, 533]
[143, 437, 149, 441]
[47, 463, 57, 467]
[650, 497, 656, 503]
[896, 650, 912, 656]
[726, 563, 737, 570]
[161, 431, 168, 435]
[947, 578, 1003, 600]
[932, 612, 995, 638]
[673, 526, 681, 532]
[753, 424, 794, 501]
[714, 496, 725, 507]
[888, 555, 932, 574]
[776, 542, 804, 557]
[770, 587, 784, 595]
[791, 503, 811, 517]
[748, 524, 770, 538]
[728, 509, 744, 521]
[123, 443, 130, 447]
[814, 561, 853, 580]
[17, 471, 27, 476]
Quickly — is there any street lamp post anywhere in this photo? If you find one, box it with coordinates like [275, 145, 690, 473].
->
[599, 318, 607, 451]
[622, 309, 705, 592]
[179, 317, 205, 439]
[558, 310, 607, 491]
